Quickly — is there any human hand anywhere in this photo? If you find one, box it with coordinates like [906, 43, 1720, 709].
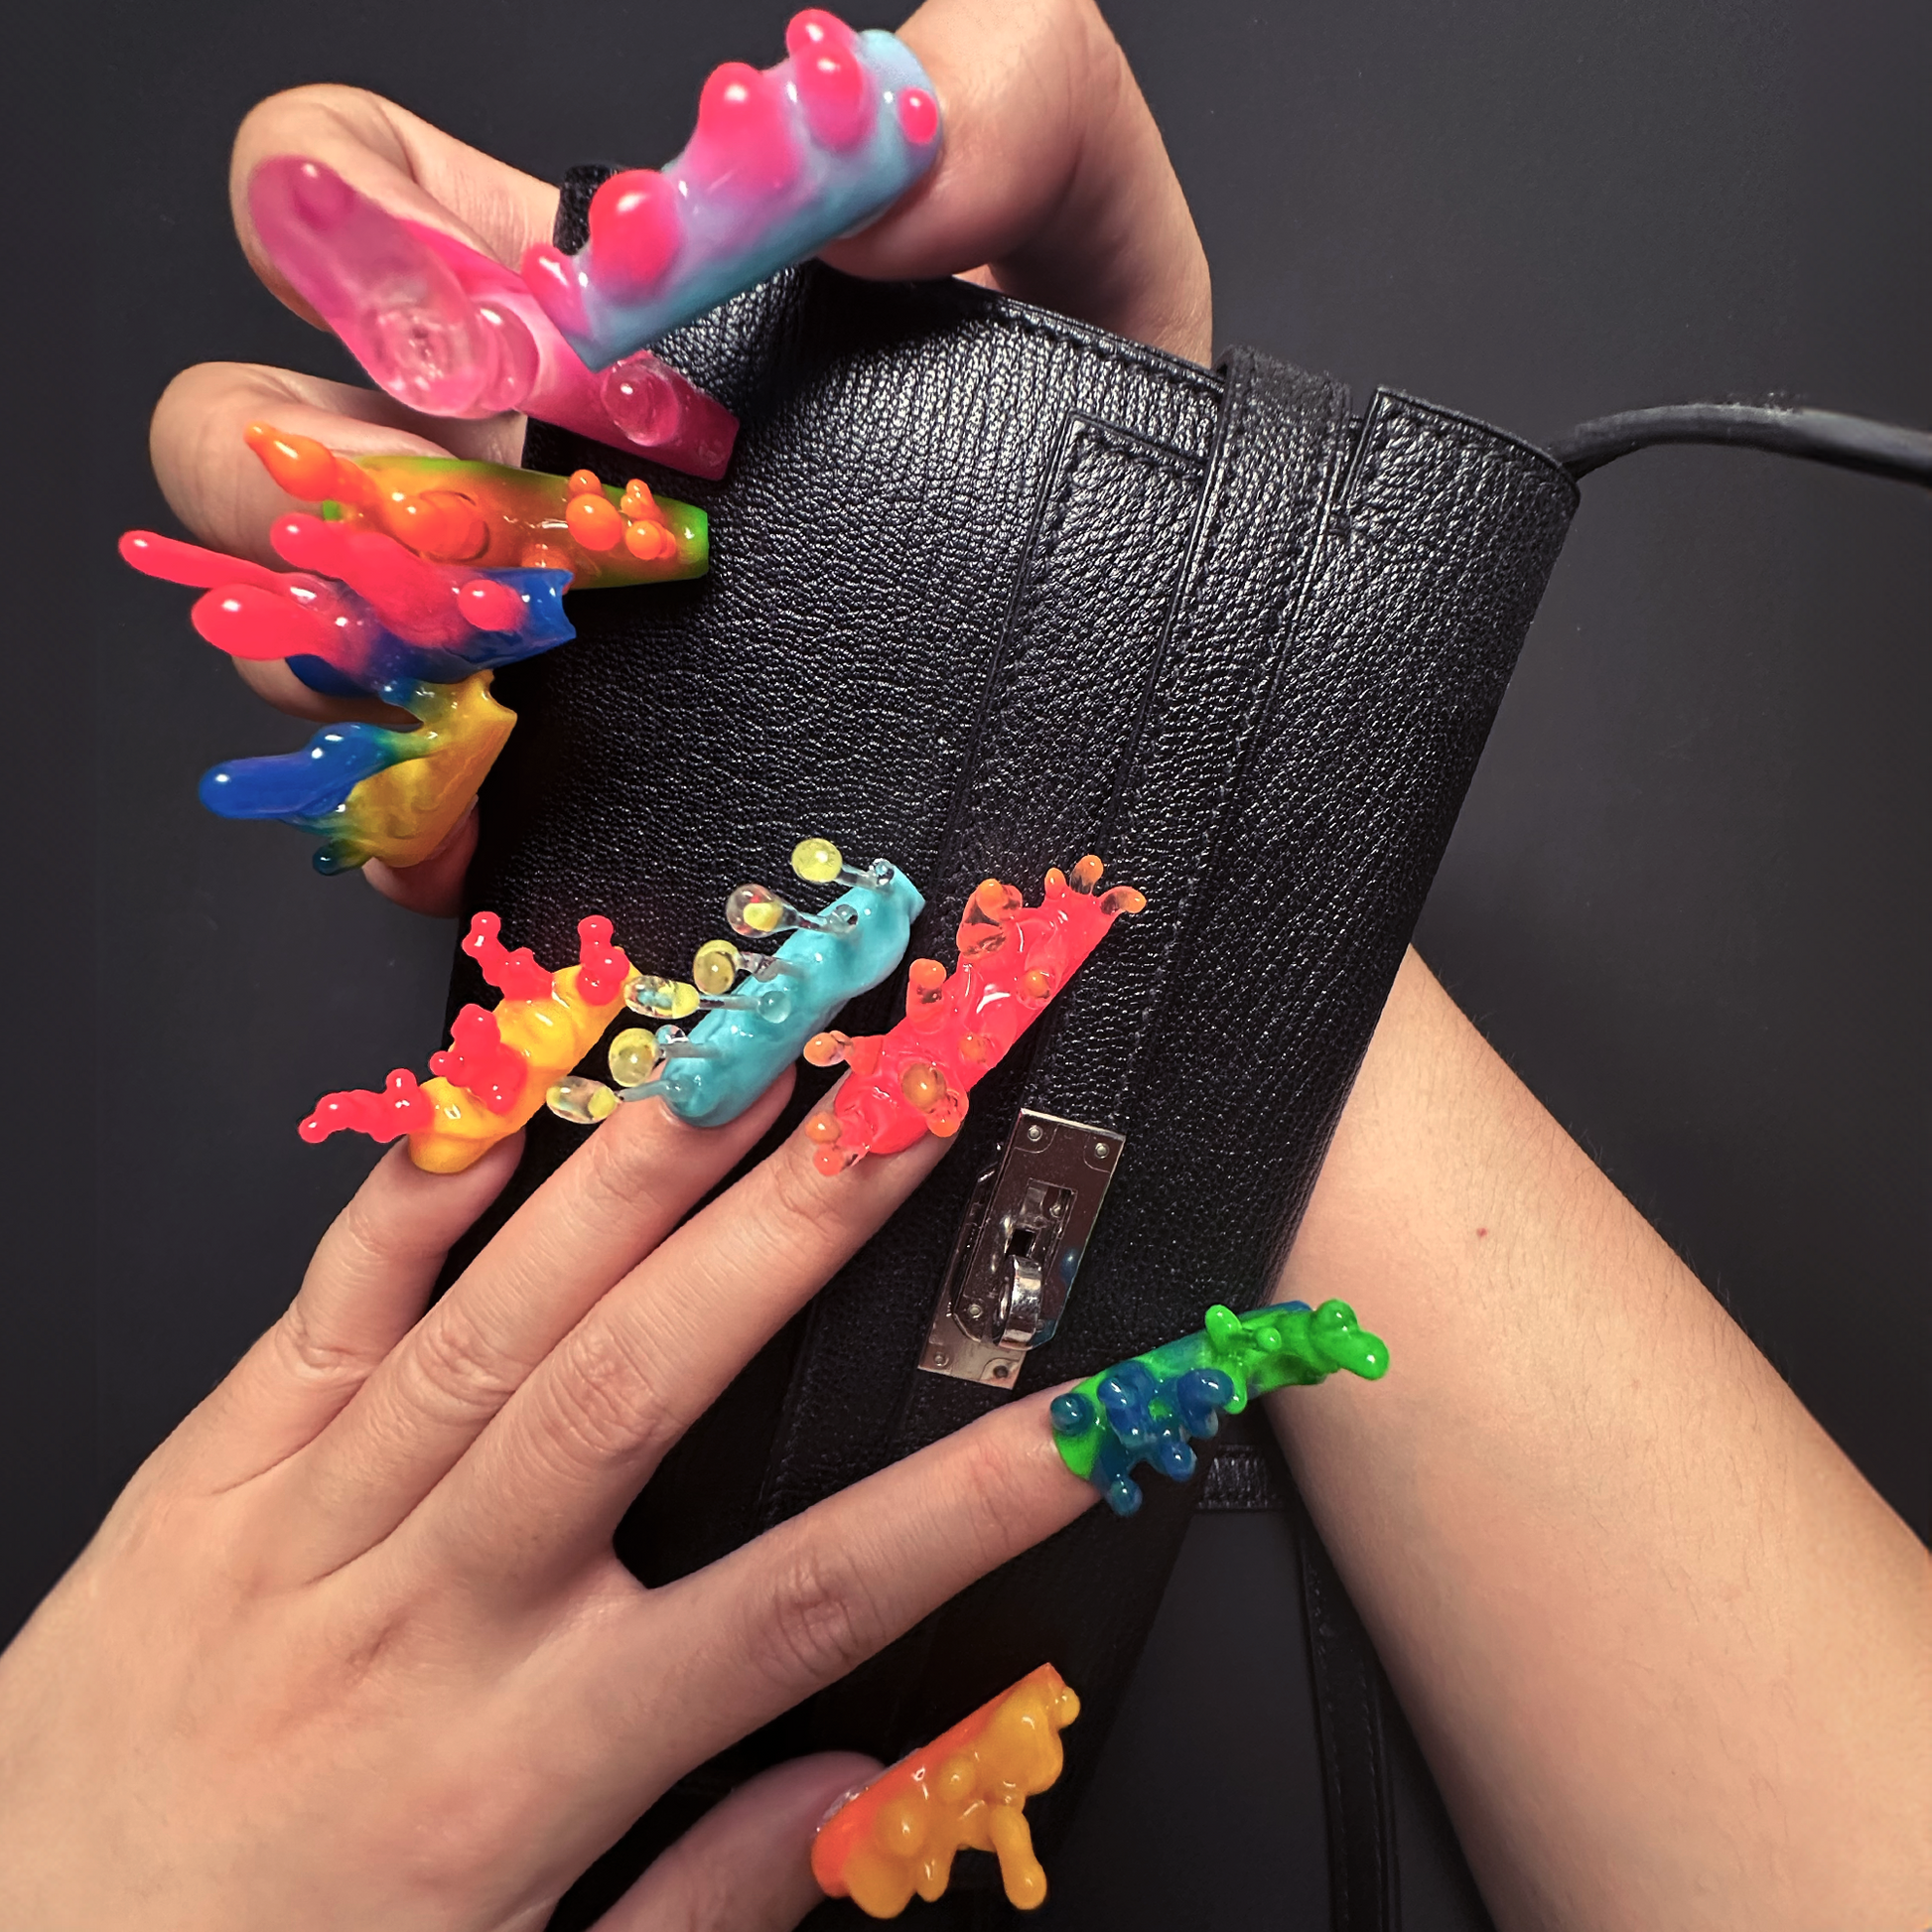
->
[147, 0, 1211, 915]
[0, 1078, 1093, 1929]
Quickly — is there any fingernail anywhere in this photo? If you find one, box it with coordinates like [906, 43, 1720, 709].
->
[523, 14, 941, 367]
[248, 155, 738, 474]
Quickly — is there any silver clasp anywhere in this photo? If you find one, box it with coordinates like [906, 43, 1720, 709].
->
[919, 1108, 1125, 1389]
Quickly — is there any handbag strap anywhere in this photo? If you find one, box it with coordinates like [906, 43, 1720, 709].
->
[1551, 401, 1932, 485]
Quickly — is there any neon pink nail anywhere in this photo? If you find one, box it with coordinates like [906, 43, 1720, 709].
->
[248, 156, 738, 477]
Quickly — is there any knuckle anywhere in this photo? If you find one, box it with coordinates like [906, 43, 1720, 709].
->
[375, 1759, 538, 1900]
[234, 82, 385, 153]
[150, 360, 253, 458]
[401, 1305, 528, 1424]
[759, 1540, 881, 1692]
[946, 1429, 1036, 1574]
[573, 1104, 672, 1220]
[326, 1191, 405, 1281]
[529, 1319, 675, 1472]
[150, 362, 288, 530]
[651, 1849, 731, 1932]
[272, 1299, 376, 1394]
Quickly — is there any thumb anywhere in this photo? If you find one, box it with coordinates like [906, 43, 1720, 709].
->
[594, 1753, 882, 1932]
[822, 0, 1211, 362]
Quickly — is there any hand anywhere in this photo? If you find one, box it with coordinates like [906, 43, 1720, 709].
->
[17, 7, 1206, 1921]
[148, 0, 1211, 915]
[0, 1080, 1093, 1929]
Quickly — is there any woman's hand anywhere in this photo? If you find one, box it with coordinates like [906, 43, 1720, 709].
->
[0, 1078, 1093, 1930]
[150, 0, 1210, 915]
[8, 9, 1205, 1921]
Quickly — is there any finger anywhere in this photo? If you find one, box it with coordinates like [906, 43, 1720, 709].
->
[173, 1135, 523, 1488]
[414, 1102, 953, 1587]
[593, 1753, 880, 1932]
[823, 0, 1212, 361]
[148, 360, 522, 564]
[283, 1077, 795, 1570]
[362, 799, 479, 916]
[146, 361, 516, 721]
[229, 84, 558, 329]
[619, 1395, 1092, 1763]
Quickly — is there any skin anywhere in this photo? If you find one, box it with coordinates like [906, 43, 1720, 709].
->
[5, 1, 1924, 1927]
[1274, 954, 1931, 1930]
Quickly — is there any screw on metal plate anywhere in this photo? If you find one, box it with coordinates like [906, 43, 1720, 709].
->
[919, 1108, 1125, 1389]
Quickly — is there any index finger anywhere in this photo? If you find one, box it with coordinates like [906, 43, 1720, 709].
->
[228, 84, 559, 327]
[603, 1395, 1095, 1767]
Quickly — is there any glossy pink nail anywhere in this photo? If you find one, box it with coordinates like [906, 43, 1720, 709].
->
[247, 157, 738, 477]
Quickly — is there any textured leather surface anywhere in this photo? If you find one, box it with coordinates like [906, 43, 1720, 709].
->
[1197, 1410, 1289, 1511]
[452, 226, 1573, 1924]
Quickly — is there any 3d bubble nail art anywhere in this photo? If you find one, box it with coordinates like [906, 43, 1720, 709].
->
[119, 522, 574, 700]
[249, 155, 738, 476]
[522, 10, 940, 368]
[811, 1665, 1079, 1916]
[243, 423, 708, 587]
[547, 837, 922, 1131]
[1051, 1301, 1391, 1516]
[802, 857, 1145, 1175]
[302, 912, 634, 1171]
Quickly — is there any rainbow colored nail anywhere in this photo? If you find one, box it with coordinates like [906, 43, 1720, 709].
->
[119, 524, 572, 700]
[248, 156, 738, 476]
[1050, 1302, 1391, 1516]
[200, 671, 513, 874]
[522, 10, 940, 368]
[801, 857, 1145, 1174]
[302, 912, 634, 1172]
[811, 1664, 1079, 1916]
[547, 837, 922, 1131]
[245, 423, 708, 589]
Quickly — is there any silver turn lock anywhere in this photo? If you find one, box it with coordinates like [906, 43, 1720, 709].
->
[920, 1109, 1125, 1389]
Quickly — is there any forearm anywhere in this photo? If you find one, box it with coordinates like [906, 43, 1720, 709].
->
[1269, 948, 1931, 1931]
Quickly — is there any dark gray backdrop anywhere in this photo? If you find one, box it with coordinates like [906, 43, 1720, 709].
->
[9, 0, 1926, 1920]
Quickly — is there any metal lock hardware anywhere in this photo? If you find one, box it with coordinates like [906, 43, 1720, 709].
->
[919, 1108, 1125, 1389]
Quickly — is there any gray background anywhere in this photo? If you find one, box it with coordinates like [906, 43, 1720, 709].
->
[9, 0, 1926, 1920]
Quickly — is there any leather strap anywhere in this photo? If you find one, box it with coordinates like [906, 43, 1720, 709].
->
[757, 404, 1218, 1524]
[1299, 1484, 1400, 1932]
[766, 350, 1353, 1509]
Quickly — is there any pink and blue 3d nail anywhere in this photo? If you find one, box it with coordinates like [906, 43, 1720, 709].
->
[522, 10, 941, 368]
[247, 155, 739, 477]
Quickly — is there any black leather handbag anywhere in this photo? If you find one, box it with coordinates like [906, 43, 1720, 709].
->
[450, 170, 1931, 1931]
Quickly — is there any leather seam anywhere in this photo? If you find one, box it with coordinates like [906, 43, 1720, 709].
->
[1308, 1559, 1352, 1927]
[941, 413, 1210, 876]
[1371, 386, 1581, 500]
[1346, 391, 1573, 524]
[882, 274, 1225, 404]
[1086, 358, 1354, 1125]
[1032, 356, 1267, 1119]
[758, 418, 1206, 1522]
